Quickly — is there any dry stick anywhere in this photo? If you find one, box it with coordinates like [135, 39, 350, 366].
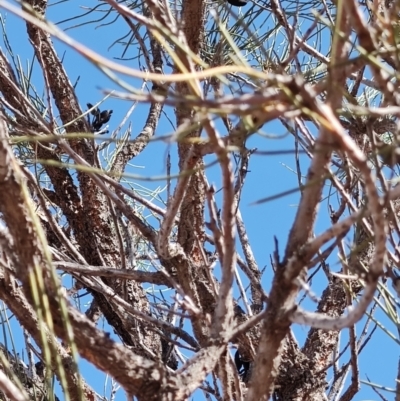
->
[294, 117, 379, 258]
[234, 151, 260, 313]
[202, 117, 236, 339]
[1, 273, 164, 398]
[236, 256, 268, 302]
[69, 268, 199, 350]
[338, 326, 360, 401]
[157, 147, 194, 259]
[369, 383, 390, 401]
[295, 119, 361, 225]
[294, 126, 303, 190]
[195, 236, 219, 298]
[234, 267, 251, 315]
[108, 200, 127, 272]
[107, 87, 298, 117]
[0, 52, 51, 135]
[203, 117, 239, 401]
[235, 209, 256, 315]
[337, 237, 361, 401]
[0, 0, 366, 92]
[103, 175, 177, 222]
[305, 207, 365, 261]
[218, 350, 240, 401]
[325, 299, 379, 400]
[369, 130, 400, 257]
[0, 370, 28, 401]
[35, 34, 57, 134]
[333, 336, 368, 400]
[249, 8, 352, 393]
[55, 261, 171, 286]
[201, 184, 226, 318]
[229, 310, 267, 342]
[59, 140, 158, 243]
[49, 138, 186, 356]
[316, 141, 400, 276]
[167, 151, 171, 202]
[205, 186, 225, 267]
[23, 331, 35, 381]
[21, 168, 87, 265]
[291, 104, 386, 330]
[328, 164, 355, 221]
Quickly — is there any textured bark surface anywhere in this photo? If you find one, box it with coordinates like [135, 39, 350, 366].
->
[0, 0, 398, 400]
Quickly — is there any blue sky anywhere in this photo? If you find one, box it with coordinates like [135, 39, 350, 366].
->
[0, 1, 398, 400]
